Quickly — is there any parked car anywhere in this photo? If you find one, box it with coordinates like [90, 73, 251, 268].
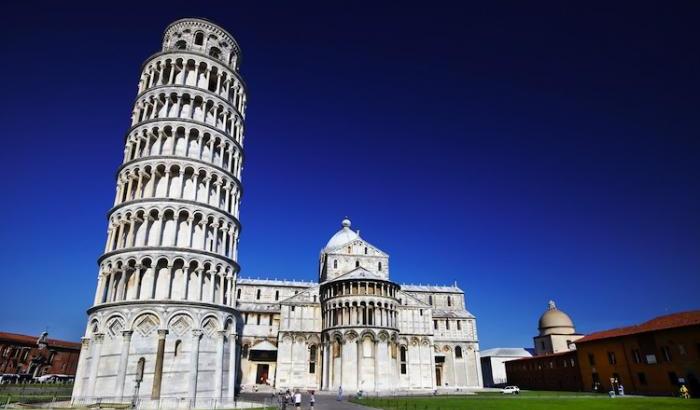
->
[502, 386, 520, 395]
[0, 374, 20, 384]
[35, 374, 73, 383]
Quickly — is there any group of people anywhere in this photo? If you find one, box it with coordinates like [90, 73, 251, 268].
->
[277, 389, 315, 409]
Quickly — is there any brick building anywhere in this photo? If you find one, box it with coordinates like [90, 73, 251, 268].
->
[0, 332, 81, 378]
[505, 350, 582, 391]
[576, 310, 700, 397]
[505, 301, 584, 391]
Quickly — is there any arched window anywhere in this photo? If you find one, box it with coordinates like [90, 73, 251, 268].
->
[175, 40, 187, 50]
[378, 262, 382, 271]
[174, 340, 182, 356]
[209, 47, 221, 59]
[400, 346, 407, 374]
[364, 247, 368, 254]
[333, 259, 337, 269]
[275, 290, 279, 301]
[447, 296, 452, 307]
[347, 246, 352, 253]
[455, 346, 463, 358]
[428, 295, 433, 305]
[256, 289, 261, 300]
[309, 345, 317, 373]
[194, 32, 204, 45]
[236, 288, 241, 299]
[446, 320, 450, 330]
[355, 260, 360, 268]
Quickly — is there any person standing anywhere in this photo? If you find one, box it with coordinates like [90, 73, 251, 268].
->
[680, 384, 690, 399]
[294, 389, 302, 408]
[309, 390, 315, 410]
[337, 385, 343, 401]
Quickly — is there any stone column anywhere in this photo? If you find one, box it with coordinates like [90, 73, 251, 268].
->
[289, 336, 295, 383]
[321, 341, 329, 390]
[132, 265, 142, 300]
[188, 329, 202, 399]
[373, 340, 379, 391]
[210, 271, 217, 303]
[93, 275, 104, 305]
[151, 329, 168, 399]
[452, 347, 458, 387]
[227, 332, 237, 399]
[88, 333, 104, 398]
[214, 330, 225, 398]
[356, 338, 362, 390]
[429, 343, 437, 388]
[115, 330, 133, 400]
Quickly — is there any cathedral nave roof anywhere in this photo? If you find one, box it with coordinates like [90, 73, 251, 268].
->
[324, 267, 389, 283]
[431, 308, 475, 319]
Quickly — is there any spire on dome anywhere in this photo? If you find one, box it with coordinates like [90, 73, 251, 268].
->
[548, 300, 557, 310]
[342, 217, 351, 228]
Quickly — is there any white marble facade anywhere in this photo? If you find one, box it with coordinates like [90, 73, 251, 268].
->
[73, 18, 481, 407]
[238, 218, 482, 392]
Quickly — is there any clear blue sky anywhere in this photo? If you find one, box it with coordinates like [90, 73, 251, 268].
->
[0, 1, 698, 350]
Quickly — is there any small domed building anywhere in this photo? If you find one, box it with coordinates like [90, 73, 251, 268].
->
[533, 301, 583, 355]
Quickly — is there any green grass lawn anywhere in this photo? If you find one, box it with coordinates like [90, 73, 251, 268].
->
[353, 391, 698, 409]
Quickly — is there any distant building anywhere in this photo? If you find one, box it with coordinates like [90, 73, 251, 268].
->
[480, 348, 532, 387]
[505, 301, 584, 391]
[506, 305, 700, 396]
[576, 310, 700, 397]
[0, 332, 80, 378]
[534, 300, 583, 355]
[505, 350, 582, 391]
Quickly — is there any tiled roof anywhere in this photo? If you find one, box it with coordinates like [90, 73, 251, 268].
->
[507, 350, 576, 362]
[237, 277, 315, 287]
[576, 310, 700, 344]
[481, 347, 534, 358]
[401, 284, 463, 293]
[326, 267, 386, 283]
[0, 332, 80, 350]
[432, 308, 475, 319]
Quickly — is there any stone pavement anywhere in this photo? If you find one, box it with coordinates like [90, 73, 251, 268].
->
[238, 391, 376, 409]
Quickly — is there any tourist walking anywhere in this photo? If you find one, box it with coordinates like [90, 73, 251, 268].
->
[294, 389, 302, 407]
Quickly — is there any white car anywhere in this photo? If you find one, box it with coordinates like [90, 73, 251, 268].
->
[501, 386, 520, 394]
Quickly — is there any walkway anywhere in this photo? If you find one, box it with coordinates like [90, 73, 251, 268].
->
[238, 391, 375, 409]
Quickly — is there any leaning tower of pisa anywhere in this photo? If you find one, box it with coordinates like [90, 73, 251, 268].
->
[72, 18, 246, 406]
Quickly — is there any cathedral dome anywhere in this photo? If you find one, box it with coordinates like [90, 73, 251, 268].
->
[324, 218, 359, 251]
[538, 300, 576, 336]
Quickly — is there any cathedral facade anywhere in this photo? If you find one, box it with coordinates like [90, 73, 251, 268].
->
[237, 218, 482, 393]
[72, 18, 481, 407]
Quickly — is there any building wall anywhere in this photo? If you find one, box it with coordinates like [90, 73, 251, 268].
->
[320, 241, 389, 281]
[0, 333, 80, 377]
[576, 325, 700, 396]
[73, 305, 236, 402]
[505, 351, 582, 391]
[481, 356, 523, 387]
[534, 334, 582, 355]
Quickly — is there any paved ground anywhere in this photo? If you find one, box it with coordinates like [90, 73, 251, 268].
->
[239, 391, 375, 409]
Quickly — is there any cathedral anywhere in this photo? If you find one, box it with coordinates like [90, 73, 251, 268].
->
[71, 18, 481, 407]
